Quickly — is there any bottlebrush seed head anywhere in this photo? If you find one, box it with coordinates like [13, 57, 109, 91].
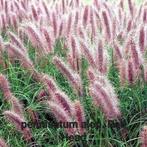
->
[0, 138, 8, 147]
[23, 23, 47, 55]
[127, 59, 134, 84]
[91, 81, 121, 120]
[0, 36, 4, 52]
[53, 91, 74, 116]
[101, 10, 111, 41]
[41, 27, 53, 53]
[129, 39, 143, 70]
[113, 40, 123, 60]
[96, 39, 108, 74]
[118, 59, 127, 85]
[74, 100, 86, 135]
[128, 0, 134, 17]
[37, 89, 48, 101]
[40, 73, 57, 96]
[10, 96, 24, 119]
[52, 11, 57, 38]
[80, 40, 96, 68]
[46, 101, 76, 136]
[0, 74, 12, 100]
[3, 111, 33, 142]
[82, 5, 89, 27]
[8, 32, 27, 54]
[139, 25, 145, 53]
[140, 126, 147, 147]
[53, 56, 82, 96]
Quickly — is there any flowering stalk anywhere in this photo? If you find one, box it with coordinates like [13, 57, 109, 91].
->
[53, 56, 83, 96]
[46, 101, 76, 136]
[3, 111, 33, 143]
[74, 100, 86, 135]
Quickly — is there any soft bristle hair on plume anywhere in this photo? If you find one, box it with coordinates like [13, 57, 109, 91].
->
[101, 9, 111, 42]
[53, 56, 83, 96]
[80, 40, 96, 68]
[3, 111, 33, 143]
[39, 73, 58, 97]
[10, 96, 24, 119]
[74, 100, 86, 135]
[0, 138, 8, 147]
[53, 90, 74, 116]
[8, 31, 27, 54]
[22, 23, 48, 56]
[95, 39, 108, 74]
[140, 126, 147, 147]
[90, 81, 121, 120]
[0, 74, 12, 100]
[46, 101, 76, 136]
[5, 43, 36, 76]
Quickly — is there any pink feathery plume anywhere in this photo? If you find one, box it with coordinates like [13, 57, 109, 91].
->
[10, 13, 18, 31]
[139, 25, 145, 53]
[62, 0, 65, 14]
[96, 39, 108, 74]
[37, 89, 48, 101]
[53, 91, 74, 116]
[41, 27, 53, 53]
[52, 11, 57, 38]
[58, 19, 63, 37]
[46, 101, 76, 136]
[4, 0, 8, 15]
[0, 74, 12, 100]
[111, 17, 117, 40]
[0, 36, 4, 52]
[143, 6, 147, 24]
[113, 40, 123, 67]
[94, 0, 100, 9]
[0, 36, 5, 68]
[129, 39, 143, 70]
[73, 10, 79, 33]
[119, 0, 124, 10]
[74, 100, 86, 135]
[31, 4, 39, 21]
[118, 59, 127, 85]
[128, 0, 134, 17]
[8, 32, 27, 54]
[80, 40, 96, 68]
[126, 18, 133, 33]
[3, 111, 33, 143]
[1, 13, 6, 31]
[66, 12, 72, 37]
[53, 56, 83, 96]
[0, 138, 8, 147]
[10, 96, 24, 119]
[90, 81, 121, 120]
[87, 67, 109, 86]
[67, 35, 81, 73]
[127, 59, 134, 84]
[5, 43, 37, 78]
[87, 67, 96, 83]
[82, 5, 89, 27]
[39, 73, 58, 97]
[23, 24, 47, 56]
[101, 10, 111, 41]
[140, 126, 147, 147]
[143, 63, 147, 82]
[42, 1, 49, 18]
[89, 7, 97, 41]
